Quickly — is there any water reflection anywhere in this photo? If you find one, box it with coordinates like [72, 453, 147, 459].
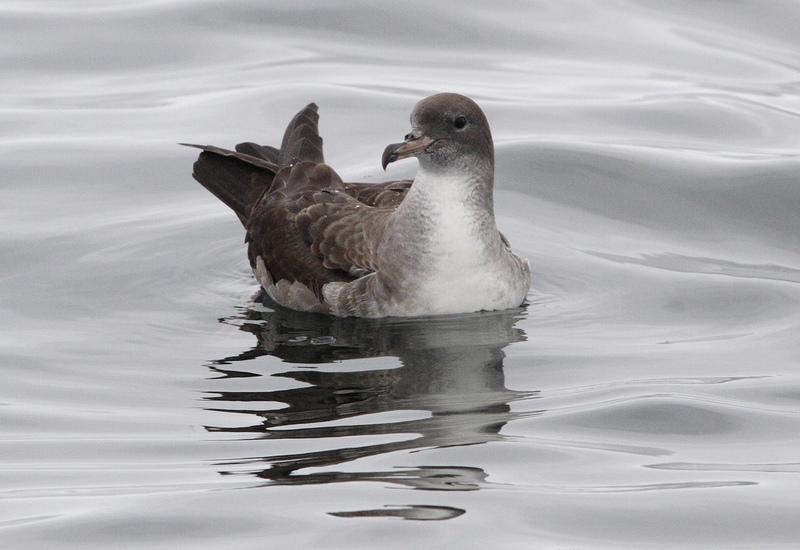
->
[204, 297, 538, 500]
[330, 505, 466, 521]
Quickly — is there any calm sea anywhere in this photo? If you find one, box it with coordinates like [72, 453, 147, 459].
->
[2, 1, 800, 548]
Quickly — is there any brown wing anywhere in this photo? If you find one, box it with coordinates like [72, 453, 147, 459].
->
[294, 192, 394, 277]
[187, 102, 412, 300]
[344, 180, 412, 208]
[246, 161, 400, 297]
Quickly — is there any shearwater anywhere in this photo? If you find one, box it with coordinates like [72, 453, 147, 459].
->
[184, 93, 530, 318]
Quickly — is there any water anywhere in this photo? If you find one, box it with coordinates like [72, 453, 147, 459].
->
[2, 1, 800, 548]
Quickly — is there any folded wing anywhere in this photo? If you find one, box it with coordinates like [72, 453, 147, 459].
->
[185, 103, 412, 306]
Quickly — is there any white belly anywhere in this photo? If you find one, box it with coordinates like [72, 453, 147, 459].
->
[396, 199, 524, 315]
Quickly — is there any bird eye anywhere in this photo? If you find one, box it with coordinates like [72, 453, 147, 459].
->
[454, 115, 467, 129]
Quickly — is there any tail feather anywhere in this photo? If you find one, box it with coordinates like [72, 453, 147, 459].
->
[189, 147, 276, 225]
[184, 102, 327, 225]
[278, 103, 324, 167]
[235, 142, 280, 164]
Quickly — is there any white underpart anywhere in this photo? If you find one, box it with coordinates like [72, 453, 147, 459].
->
[380, 166, 530, 316]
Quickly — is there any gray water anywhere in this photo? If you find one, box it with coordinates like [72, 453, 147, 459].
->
[2, 1, 800, 548]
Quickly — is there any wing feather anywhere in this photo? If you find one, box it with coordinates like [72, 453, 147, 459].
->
[186, 102, 412, 307]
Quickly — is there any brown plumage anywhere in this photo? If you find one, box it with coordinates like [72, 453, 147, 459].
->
[184, 103, 412, 307]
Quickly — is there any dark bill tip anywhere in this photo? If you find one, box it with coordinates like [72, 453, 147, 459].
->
[381, 142, 405, 170]
[380, 135, 435, 170]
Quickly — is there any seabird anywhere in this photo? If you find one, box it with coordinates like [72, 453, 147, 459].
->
[184, 93, 531, 317]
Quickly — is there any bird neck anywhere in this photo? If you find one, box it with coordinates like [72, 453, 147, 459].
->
[389, 164, 498, 251]
[408, 163, 494, 219]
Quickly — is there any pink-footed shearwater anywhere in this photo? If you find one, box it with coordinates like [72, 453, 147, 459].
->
[184, 93, 531, 317]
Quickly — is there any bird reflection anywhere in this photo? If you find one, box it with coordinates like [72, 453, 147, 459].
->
[204, 295, 539, 492]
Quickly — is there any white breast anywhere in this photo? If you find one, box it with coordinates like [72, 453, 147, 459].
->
[384, 169, 528, 315]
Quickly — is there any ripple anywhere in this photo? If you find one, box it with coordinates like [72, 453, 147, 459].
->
[330, 505, 466, 521]
[4, 0, 800, 548]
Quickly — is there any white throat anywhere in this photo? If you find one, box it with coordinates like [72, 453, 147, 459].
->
[409, 166, 493, 251]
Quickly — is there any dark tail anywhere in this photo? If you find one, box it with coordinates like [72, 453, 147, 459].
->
[278, 103, 324, 167]
[183, 103, 324, 225]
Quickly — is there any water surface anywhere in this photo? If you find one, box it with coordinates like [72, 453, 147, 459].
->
[2, 1, 800, 548]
